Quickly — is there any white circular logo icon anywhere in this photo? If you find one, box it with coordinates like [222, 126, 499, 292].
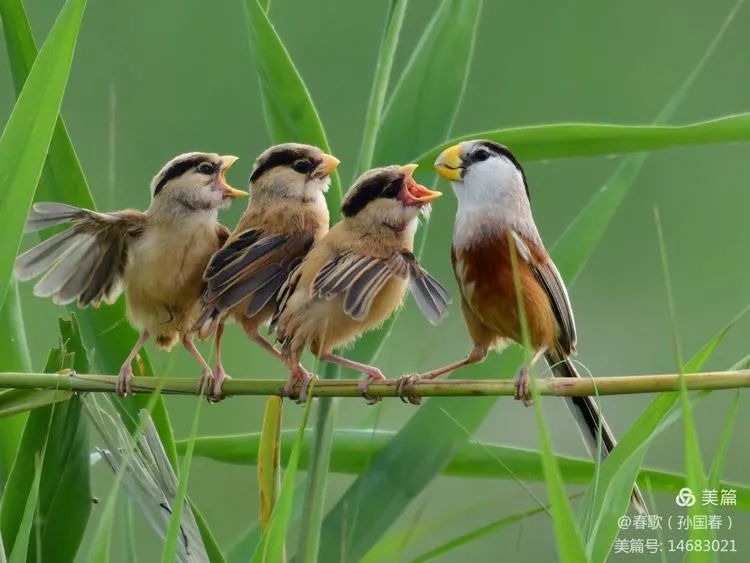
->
[675, 487, 696, 507]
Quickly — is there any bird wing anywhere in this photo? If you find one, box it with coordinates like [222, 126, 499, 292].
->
[510, 230, 577, 354]
[14, 202, 146, 307]
[310, 250, 451, 324]
[201, 228, 315, 319]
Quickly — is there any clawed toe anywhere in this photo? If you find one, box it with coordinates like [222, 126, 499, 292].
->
[116, 367, 133, 397]
[514, 366, 534, 407]
[396, 374, 422, 405]
[357, 377, 382, 405]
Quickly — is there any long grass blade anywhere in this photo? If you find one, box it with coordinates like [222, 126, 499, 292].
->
[252, 393, 314, 563]
[708, 391, 741, 489]
[258, 397, 283, 532]
[161, 399, 204, 563]
[0, 0, 179, 469]
[7, 458, 41, 563]
[0, 0, 86, 311]
[353, 0, 409, 177]
[242, 0, 341, 212]
[0, 282, 32, 488]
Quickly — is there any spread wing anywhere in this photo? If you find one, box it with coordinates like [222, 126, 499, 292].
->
[511, 230, 576, 354]
[200, 228, 315, 320]
[309, 250, 451, 324]
[14, 202, 145, 307]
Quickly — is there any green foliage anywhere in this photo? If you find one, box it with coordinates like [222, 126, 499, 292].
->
[0, 317, 90, 562]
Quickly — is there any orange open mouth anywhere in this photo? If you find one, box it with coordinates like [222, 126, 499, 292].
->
[399, 164, 442, 206]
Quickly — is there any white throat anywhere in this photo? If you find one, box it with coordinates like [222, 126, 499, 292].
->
[451, 157, 539, 250]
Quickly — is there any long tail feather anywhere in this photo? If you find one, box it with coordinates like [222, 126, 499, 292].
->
[546, 348, 648, 515]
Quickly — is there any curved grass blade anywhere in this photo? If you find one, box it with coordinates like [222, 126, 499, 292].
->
[0, 390, 71, 420]
[708, 390, 740, 489]
[353, 0, 409, 177]
[0, 0, 179, 469]
[0, 0, 86, 311]
[372, 0, 482, 168]
[242, 0, 341, 211]
[411, 114, 750, 166]
[252, 393, 314, 563]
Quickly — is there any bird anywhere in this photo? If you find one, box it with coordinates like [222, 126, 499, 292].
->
[271, 164, 452, 403]
[400, 139, 646, 512]
[14, 152, 247, 396]
[194, 143, 339, 400]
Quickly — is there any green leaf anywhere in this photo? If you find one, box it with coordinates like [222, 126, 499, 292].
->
[0, 389, 71, 420]
[252, 394, 314, 563]
[0, 317, 91, 562]
[0, 0, 179, 470]
[413, 113, 750, 168]
[530, 368, 588, 562]
[0, 282, 32, 488]
[7, 458, 41, 563]
[242, 0, 341, 213]
[372, 0, 482, 168]
[161, 399, 204, 563]
[179, 428, 750, 509]
[353, 0, 409, 177]
[0, 0, 86, 311]
[258, 397, 283, 532]
[708, 391, 741, 489]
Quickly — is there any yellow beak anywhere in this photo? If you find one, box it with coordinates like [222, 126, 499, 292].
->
[313, 153, 340, 178]
[434, 144, 464, 181]
[218, 155, 248, 198]
[400, 164, 442, 203]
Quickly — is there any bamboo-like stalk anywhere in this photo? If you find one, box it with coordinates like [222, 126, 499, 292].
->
[0, 370, 749, 398]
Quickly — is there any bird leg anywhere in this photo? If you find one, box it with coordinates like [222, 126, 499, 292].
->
[320, 353, 385, 405]
[282, 363, 315, 404]
[242, 324, 285, 362]
[183, 335, 214, 399]
[208, 322, 231, 402]
[396, 345, 489, 405]
[514, 347, 547, 407]
[117, 330, 150, 397]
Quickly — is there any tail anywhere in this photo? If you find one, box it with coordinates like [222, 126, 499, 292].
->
[545, 347, 648, 515]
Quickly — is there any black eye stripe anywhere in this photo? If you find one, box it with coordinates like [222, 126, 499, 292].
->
[472, 140, 530, 200]
[154, 156, 211, 197]
[341, 172, 400, 217]
[250, 147, 320, 182]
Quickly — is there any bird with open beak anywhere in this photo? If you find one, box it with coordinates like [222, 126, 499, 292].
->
[194, 143, 339, 400]
[271, 164, 451, 402]
[14, 152, 247, 395]
[400, 140, 646, 513]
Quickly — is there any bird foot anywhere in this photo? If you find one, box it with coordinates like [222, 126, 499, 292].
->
[396, 373, 423, 405]
[514, 365, 534, 407]
[197, 369, 215, 401]
[282, 367, 315, 404]
[209, 367, 231, 403]
[116, 365, 133, 397]
[357, 373, 384, 405]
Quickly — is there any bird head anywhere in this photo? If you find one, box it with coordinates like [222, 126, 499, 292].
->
[150, 152, 247, 213]
[341, 164, 441, 230]
[434, 140, 529, 208]
[248, 143, 339, 204]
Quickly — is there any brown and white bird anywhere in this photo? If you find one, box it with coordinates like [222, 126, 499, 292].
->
[271, 164, 451, 402]
[14, 152, 246, 395]
[194, 143, 338, 399]
[406, 139, 645, 512]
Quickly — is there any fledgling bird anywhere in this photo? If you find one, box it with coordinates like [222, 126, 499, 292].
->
[194, 143, 339, 400]
[14, 152, 247, 395]
[403, 140, 646, 512]
[271, 164, 451, 402]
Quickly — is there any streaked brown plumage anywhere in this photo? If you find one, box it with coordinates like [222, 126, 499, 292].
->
[272, 164, 451, 402]
[15, 152, 246, 395]
[400, 139, 646, 513]
[195, 143, 338, 399]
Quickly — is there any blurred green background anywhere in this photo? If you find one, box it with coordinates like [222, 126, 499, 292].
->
[2, 0, 750, 560]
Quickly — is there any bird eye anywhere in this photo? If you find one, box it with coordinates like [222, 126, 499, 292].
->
[474, 149, 491, 162]
[382, 179, 401, 199]
[292, 159, 314, 174]
[197, 163, 215, 175]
